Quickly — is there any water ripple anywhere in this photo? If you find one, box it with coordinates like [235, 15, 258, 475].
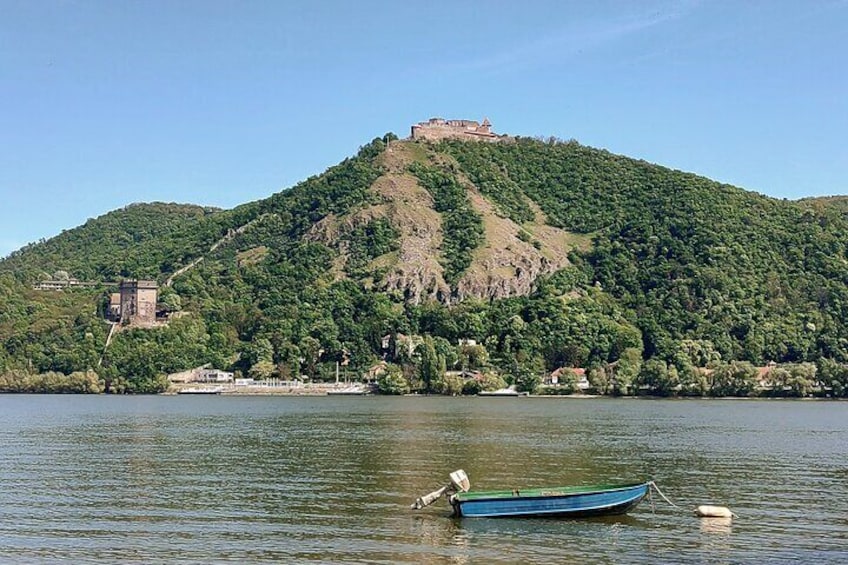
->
[0, 395, 846, 563]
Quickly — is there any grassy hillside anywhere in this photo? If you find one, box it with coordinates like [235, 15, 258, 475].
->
[2, 134, 848, 396]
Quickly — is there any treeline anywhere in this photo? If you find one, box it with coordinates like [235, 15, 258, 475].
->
[588, 358, 848, 398]
[0, 370, 102, 393]
[370, 330, 848, 398]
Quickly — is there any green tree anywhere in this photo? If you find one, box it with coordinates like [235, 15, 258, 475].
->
[462, 371, 507, 395]
[416, 336, 445, 393]
[818, 358, 848, 397]
[678, 365, 709, 396]
[432, 336, 458, 369]
[434, 372, 464, 395]
[587, 365, 610, 395]
[679, 340, 722, 368]
[787, 363, 817, 397]
[638, 358, 680, 396]
[514, 355, 545, 393]
[710, 361, 758, 397]
[298, 336, 322, 379]
[612, 348, 642, 395]
[377, 364, 410, 395]
[458, 344, 488, 370]
[159, 291, 182, 313]
[249, 360, 276, 380]
[552, 368, 579, 394]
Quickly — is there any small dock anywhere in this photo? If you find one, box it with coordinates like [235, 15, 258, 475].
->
[177, 386, 224, 395]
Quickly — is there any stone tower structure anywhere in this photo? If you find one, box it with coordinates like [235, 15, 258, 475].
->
[119, 279, 158, 326]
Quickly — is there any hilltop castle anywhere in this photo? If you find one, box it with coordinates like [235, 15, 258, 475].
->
[410, 117, 506, 142]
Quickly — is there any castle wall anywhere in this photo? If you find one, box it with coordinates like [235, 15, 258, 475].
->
[410, 117, 502, 142]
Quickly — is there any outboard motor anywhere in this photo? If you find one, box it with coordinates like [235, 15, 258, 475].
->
[411, 470, 470, 510]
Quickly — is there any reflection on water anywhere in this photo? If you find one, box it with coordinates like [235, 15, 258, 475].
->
[0, 395, 846, 563]
[699, 516, 733, 535]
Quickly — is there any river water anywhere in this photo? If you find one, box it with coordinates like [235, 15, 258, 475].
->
[0, 395, 845, 564]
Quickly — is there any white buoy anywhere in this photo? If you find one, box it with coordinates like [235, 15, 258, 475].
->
[694, 505, 736, 518]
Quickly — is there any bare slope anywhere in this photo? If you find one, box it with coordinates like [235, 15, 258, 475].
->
[308, 140, 584, 303]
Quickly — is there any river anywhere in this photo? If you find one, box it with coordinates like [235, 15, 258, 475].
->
[0, 395, 845, 564]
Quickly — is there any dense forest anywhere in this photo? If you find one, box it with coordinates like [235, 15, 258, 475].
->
[2, 134, 848, 397]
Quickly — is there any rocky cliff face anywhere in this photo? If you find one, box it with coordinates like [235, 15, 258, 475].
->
[454, 192, 569, 301]
[307, 140, 582, 304]
[307, 170, 452, 303]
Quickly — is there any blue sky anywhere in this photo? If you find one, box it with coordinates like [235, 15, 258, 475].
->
[1, 0, 847, 258]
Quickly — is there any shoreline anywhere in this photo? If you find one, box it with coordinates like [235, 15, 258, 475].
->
[0, 390, 841, 399]
[162, 384, 844, 400]
[167, 382, 374, 396]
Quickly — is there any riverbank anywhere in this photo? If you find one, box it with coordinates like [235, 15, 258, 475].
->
[167, 381, 607, 397]
[167, 382, 375, 396]
[163, 384, 844, 399]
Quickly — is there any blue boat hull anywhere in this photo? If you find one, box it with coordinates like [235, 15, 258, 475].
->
[452, 482, 650, 518]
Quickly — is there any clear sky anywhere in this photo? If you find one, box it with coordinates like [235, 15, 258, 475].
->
[1, 0, 847, 257]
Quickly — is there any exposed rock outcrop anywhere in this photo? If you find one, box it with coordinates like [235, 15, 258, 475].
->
[306, 140, 582, 305]
[455, 187, 572, 301]
[307, 171, 452, 303]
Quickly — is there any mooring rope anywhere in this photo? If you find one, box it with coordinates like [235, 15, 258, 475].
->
[649, 481, 680, 508]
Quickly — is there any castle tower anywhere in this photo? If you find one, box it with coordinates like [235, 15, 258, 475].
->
[119, 279, 158, 326]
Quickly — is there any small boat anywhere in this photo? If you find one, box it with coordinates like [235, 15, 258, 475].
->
[452, 481, 650, 518]
[413, 470, 651, 519]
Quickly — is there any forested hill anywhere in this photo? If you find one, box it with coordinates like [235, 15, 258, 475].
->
[798, 195, 848, 215]
[1, 202, 222, 281]
[2, 134, 848, 396]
